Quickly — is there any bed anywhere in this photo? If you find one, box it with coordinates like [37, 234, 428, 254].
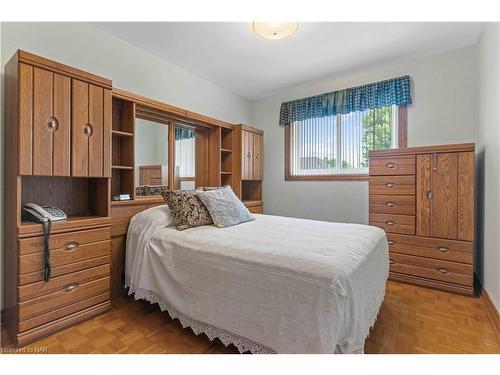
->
[125, 205, 389, 354]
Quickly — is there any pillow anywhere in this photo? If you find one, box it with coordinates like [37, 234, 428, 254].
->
[196, 186, 255, 228]
[162, 190, 213, 231]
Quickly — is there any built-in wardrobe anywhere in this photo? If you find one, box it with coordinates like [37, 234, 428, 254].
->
[3, 50, 264, 346]
[369, 144, 475, 295]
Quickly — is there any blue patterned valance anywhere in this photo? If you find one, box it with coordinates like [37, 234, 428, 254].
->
[279, 75, 412, 125]
[175, 127, 195, 141]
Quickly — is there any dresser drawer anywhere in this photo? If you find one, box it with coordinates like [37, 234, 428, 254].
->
[19, 227, 110, 255]
[369, 195, 415, 215]
[369, 176, 415, 195]
[387, 234, 472, 264]
[369, 213, 415, 235]
[19, 292, 109, 332]
[18, 276, 110, 321]
[370, 155, 415, 176]
[19, 240, 110, 278]
[389, 253, 472, 286]
[18, 264, 110, 302]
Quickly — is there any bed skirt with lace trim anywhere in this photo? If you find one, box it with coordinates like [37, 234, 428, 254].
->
[131, 288, 276, 354]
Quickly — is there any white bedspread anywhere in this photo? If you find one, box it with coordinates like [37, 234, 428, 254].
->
[125, 208, 388, 353]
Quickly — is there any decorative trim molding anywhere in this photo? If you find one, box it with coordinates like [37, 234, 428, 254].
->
[475, 277, 500, 339]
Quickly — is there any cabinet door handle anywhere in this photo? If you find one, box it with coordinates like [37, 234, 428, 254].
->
[426, 190, 433, 200]
[432, 153, 438, 171]
[385, 201, 396, 207]
[63, 242, 80, 252]
[437, 268, 448, 274]
[64, 283, 79, 293]
[255, 154, 260, 160]
[47, 117, 59, 131]
[388, 240, 395, 246]
[385, 220, 395, 226]
[437, 246, 449, 253]
[385, 162, 396, 168]
[385, 183, 395, 188]
[247, 152, 251, 159]
[84, 123, 93, 137]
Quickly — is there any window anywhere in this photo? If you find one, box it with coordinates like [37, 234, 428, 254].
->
[286, 105, 406, 180]
[175, 126, 196, 190]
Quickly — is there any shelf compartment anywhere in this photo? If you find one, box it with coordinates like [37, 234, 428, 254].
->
[221, 127, 233, 151]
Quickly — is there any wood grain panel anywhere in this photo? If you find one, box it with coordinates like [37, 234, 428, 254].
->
[369, 155, 416, 176]
[370, 213, 415, 235]
[369, 194, 415, 215]
[19, 227, 110, 255]
[19, 293, 109, 332]
[33, 67, 53, 175]
[431, 153, 458, 239]
[19, 255, 110, 285]
[19, 240, 110, 276]
[18, 277, 110, 321]
[389, 253, 472, 286]
[416, 154, 432, 236]
[72, 79, 89, 176]
[248, 206, 263, 214]
[103, 89, 112, 177]
[387, 234, 472, 264]
[19, 63, 33, 175]
[369, 175, 415, 195]
[457, 152, 474, 241]
[253, 133, 263, 180]
[18, 264, 110, 302]
[89, 84, 104, 177]
[242, 130, 253, 180]
[110, 201, 164, 237]
[52, 73, 71, 176]
[111, 236, 126, 299]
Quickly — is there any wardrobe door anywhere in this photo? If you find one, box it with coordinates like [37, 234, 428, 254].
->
[253, 133, 263, 180]
[457, 152, 474, 241]
[242, 130, 254, 180]
[31, 68, 71, 176]
[72, 81, 110, 177]
[416, 155, 432, 237]
[431, 153, 458, 239]
[72, 80, 89, 176]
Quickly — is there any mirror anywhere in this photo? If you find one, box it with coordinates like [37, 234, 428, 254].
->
[175, 126, 196, 190]
[135, 118, 169, 195]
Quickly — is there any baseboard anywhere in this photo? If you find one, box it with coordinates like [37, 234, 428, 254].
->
[475, 277, 500, 339]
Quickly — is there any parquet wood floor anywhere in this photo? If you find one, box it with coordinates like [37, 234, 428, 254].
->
[14, 281, 500, 354]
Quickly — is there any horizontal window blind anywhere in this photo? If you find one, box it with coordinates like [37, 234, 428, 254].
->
[290, 105, 397, 176]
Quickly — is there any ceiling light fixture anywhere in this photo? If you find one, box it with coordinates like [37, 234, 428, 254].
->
[252, 22, 299, 40]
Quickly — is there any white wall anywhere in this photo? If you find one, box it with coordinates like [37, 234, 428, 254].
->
[251, 46, 478, 223]
[0, 22, 252, 311]
[476, 23, 500, 311]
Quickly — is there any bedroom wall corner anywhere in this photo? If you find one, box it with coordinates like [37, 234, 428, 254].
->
[476, 22, 500, 312]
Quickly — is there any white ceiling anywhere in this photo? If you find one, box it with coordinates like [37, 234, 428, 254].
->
[93, 22, 483, 100]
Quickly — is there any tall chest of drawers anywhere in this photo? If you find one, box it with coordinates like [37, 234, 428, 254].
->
[369, 144, 475, 295]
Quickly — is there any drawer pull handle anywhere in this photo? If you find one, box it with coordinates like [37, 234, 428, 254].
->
[385, 183, 395, 188]
[63, 242, 79, 251]
[84, 123, 93, 137]
[385, 201, 396, 207]
[64, 283, 79, 293]
[437, 268, 448, 274]
[385, 220, 395, 226]
[388, 240, 395, 246]
[437, 246, 449, 253]
[386, 162, 396, 168]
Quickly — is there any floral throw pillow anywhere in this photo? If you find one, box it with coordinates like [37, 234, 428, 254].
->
[162, 190, 213, 231]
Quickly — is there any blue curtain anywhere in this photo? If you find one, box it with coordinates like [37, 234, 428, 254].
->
[175, 127, 195, 141]
[279, 75, 412, 125]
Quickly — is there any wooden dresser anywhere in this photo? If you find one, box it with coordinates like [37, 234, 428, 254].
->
[139, 165, 168, 186]
[3, 50, 112, 346]
[369, 144, 475, 295]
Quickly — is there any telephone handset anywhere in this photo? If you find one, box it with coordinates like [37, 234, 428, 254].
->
[23, 203, 67, 223]
[22, 203, 67, 282]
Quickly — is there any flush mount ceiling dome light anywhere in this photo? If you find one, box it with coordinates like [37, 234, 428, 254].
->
[252, 22, 299, 40]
